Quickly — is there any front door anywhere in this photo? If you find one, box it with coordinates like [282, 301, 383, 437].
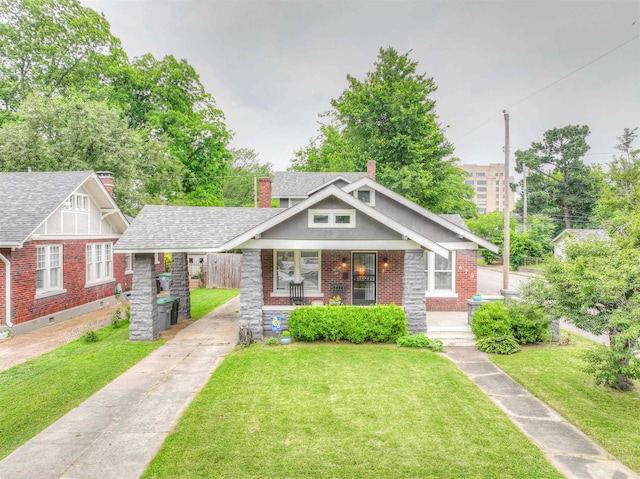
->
[352, 252, 376, 305]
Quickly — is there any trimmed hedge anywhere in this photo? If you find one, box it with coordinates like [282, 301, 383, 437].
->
[471, 301, 511, 339]
[288, 304, 408, 343]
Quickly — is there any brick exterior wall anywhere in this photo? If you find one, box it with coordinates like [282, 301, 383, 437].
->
[426, 249, 477, 311]
[0, 240, 132, 326]
[262, 249, 404, 306]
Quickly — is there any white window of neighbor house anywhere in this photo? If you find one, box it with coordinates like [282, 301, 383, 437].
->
[274, 250, 321, 293]
[86, 243, 114, 284]
[36, 245, 63, 293]
[124, 253, 134, 274]
[424, 251, 455, 295]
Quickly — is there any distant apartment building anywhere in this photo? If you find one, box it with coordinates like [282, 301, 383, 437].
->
[459, 163, 515, 214]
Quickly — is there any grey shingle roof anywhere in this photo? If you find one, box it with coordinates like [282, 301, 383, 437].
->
[272, 171, 367, 197]
[439, 214, 470, 232]
[115, 205, 284, 252]
[0, 171, 93, 246]
[551, 228, 608, 244]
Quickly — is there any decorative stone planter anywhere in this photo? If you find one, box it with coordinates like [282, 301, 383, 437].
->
[472, 294, 482, 301]
[280, 336, 292, 345]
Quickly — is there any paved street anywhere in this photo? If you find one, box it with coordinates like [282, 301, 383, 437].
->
[477, 265, 537, 295]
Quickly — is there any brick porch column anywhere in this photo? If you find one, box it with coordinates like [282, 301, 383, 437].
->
[239, 249, 263, 340]
[130, 253, 158, 341]
[170, 252, 191, 319]
[403, 249, 426, 333]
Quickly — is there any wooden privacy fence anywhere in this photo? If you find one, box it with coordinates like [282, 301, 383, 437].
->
[201, 253, 242, 289]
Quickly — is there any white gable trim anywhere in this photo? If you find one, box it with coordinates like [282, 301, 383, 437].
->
[220, 185, 450, 257]
[343, 177, 499, 253]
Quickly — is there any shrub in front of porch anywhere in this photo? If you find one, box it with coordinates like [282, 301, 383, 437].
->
[288, 305, 408, 343]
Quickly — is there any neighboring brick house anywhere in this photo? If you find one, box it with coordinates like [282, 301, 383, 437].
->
[116, 161, 498, 341]
[0, 171, 141, 334]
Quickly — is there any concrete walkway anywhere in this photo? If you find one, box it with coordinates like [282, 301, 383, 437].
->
[0, 297, 239, 479]
[445, 347, 638, 479]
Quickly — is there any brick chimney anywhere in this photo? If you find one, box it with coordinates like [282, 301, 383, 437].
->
[258, 177, 272, 208]
[367, 160, 376, 181]
[97, 171, 114, 197]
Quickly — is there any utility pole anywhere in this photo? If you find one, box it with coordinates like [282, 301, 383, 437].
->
[522, 163, 528, 233]
[503, 110, 510, 290]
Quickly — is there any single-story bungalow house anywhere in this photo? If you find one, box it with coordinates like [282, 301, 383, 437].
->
[550, 228, 609, 259]
[116, 162, 498, 341]
[0, 171, 138, 334]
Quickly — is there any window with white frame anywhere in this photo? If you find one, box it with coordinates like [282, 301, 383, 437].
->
[354, 189, 375, 206]
[424, 251, 455, 294]
[36, 245, 62, 293]
[68, 194, 89, 212]
[308, 209, 355, 228]
[274, 250, 320, 292]
[124, 253, 134, 274]
[86, 243, 114, 284]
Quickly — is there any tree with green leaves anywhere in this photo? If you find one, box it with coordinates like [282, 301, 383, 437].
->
[222, 148, 274, 207]
[109, 53, 231, 206]
[0, 0, 126, 120]
[515, 125, 597, 229]
[292, 47, 475, 216]
[523, 236, 640, 391]
[0, 93, 184, 215]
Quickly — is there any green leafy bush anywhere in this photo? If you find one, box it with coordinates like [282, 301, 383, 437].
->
[506, 301, 551, 344]
[396, 334, 443, 351]
[471, 302, 511, 339]
[282, 330, 291, 337]
[82, 330, 99, 343]
[476, 336, 520, 355]
[582, 344, 640, 391]
[288, 304, 408, 343]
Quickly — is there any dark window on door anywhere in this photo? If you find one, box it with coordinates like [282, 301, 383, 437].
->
[352, 252, 376, 305]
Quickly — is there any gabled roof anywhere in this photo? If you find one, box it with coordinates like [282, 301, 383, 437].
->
[0, 171, 128, 248]
[271, 171, 367, 198]
[221, 185, 451, 257]
[342, 177, 498, 252]
[115, 206, 283, 253]
[550, 228, 609, 244]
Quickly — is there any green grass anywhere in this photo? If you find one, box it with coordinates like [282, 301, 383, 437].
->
[491, 335, 640, 472]
[189, 288, 239, 319]
[0, 325, 162, 459]
[143, 344, 561, 479]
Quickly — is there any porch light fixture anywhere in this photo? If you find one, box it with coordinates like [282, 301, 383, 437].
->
[341, 257, 347, 268]
[383, 257, 389, 268]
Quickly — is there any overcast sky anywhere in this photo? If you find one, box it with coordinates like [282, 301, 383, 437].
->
[83, 0, 640, 174]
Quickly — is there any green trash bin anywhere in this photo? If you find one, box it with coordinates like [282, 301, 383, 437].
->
[169, 296, 180, 325]
[157, 297, 173, 330]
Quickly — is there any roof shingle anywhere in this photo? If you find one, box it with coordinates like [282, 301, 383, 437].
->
[271, 171, 367, 197]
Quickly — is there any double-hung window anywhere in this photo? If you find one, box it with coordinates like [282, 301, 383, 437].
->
[424, 251, 455, 295]
[86, 243, 114, 284]
[124, 253, 134, 274]
[36, 245, 63, 294]
[274, 250, 320, 293]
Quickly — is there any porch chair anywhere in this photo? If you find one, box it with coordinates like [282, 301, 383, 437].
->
[290, 281, 307, 305]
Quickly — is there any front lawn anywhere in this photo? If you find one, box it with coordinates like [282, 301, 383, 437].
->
[491, 335, 640, 472]
[144, 344, 561, 479]
[190, 288, 239, 319]
[0, 325, 162, 459]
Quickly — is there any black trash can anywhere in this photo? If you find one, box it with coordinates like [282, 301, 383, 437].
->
[170, 297, 180, 325]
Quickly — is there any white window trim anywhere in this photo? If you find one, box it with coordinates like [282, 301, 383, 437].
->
[354, 188, 375, 206]
[424, 250, 457, 297]
[86, 242, 114, 286]
[308, 209, 356, 228]
[35, 244, 64, 296]
[124, 253, 134, 275]
[273, 250, 321, 294]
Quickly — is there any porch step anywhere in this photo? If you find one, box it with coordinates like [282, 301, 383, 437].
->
[426, 326, 476, 347]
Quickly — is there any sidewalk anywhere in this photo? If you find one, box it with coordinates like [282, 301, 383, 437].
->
[445, 347, 638, 479]
[0, 297, 239, 479]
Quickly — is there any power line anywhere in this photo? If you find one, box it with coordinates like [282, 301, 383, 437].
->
[453, 33, 640, 144]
